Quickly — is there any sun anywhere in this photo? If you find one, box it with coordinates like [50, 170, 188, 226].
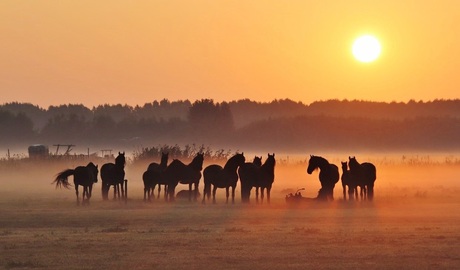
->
[352, 35, 381, 63]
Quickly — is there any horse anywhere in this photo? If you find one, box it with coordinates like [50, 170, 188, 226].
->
[238, 156, 262, 203]
[142, 152, 169, 201]
[101, 152, 126, 200]
[341, 161, 358, 201]
[307, 155, 339, 201]
[53, 162, 99, 205]
[255, 153, 276, 204]
[202, 153, 246, 204]
[348, 156, 377, 201]
[162, 153, 204, 202]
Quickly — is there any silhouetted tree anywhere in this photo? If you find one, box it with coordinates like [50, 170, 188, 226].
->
[188, 99, 235, 141]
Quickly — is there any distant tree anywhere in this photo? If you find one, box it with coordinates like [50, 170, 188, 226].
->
[0, 110, 35, 143]
[188, 99, 235, 141]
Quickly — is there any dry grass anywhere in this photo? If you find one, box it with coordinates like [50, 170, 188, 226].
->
[0, 158, 459, 269]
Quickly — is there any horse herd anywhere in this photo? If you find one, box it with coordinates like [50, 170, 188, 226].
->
[53, 152, 376, 205]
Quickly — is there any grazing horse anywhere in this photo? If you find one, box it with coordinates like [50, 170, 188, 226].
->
[53, 162, 99, 205]
[202, 153, 246, 204]
[307, 155, 339, 201]
[142, 152, 169, 201]
[238, 156, 262, 203]
[255, 153, 276, 204]
[341, 161, 358, 201]
[163, 153, 204, 202]
[348, 156, 377, 201]
[101, 152, 126, 200]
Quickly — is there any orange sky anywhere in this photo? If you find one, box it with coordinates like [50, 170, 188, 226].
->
[1, 1, 459, 108]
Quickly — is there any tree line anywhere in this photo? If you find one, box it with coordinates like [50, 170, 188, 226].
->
[1, 98, 459, 152]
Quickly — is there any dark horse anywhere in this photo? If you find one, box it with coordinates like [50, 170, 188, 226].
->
[348, 156, 377, 201]
[202, 152, 246, 204]
[142, 152, 169, 201]
[255, 153, 276, 204]
[239, 154, 276, 204]
[101, 152, 126, 200]
[238, 156, 262, 203]
[53, 162, 99, 205]
[163, 153, 204, 202]
[307, 155, 339, 201]
[341, 161, 358, 201]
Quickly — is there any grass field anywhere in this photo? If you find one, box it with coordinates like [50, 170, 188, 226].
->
[0, 158, 459, 269]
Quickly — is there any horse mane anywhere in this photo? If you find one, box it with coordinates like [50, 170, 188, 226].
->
[189, 153, 204, 170]
[224, 152, 245, 170]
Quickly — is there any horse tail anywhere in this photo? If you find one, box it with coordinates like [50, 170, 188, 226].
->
[53, 169, 74, 189]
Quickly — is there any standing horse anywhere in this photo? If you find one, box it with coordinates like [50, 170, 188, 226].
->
[53, 162, 99, 205]
[348, 156, 377, 201]
[238, 156, 262, 203]
[255, 153, 276, 204]
[163, 153, 204, 202]
[101, 152, 126, 200]
[202, 153, 245, 204]
[341, 161, 357, 201]
[307, 155, 339, 201]
[142, 152, 169, 201]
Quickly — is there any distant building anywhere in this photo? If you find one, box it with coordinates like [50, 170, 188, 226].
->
[28, 144, 49, 158]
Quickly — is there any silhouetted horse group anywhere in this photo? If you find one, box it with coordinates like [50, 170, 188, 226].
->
[307, 155, 376, 201]
[142, 152, 276, 204]
[53, 152, 127, 205]
[143, 152, 204, 202]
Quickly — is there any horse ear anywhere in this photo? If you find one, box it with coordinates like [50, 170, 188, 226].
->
[122, 151, 125, 155]
[242, 152, 244, 155]
[119, 152, 121, 155]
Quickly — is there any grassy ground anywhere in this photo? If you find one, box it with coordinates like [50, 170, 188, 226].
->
[0, 159, 459, 269]
[0, 194, 459, 269]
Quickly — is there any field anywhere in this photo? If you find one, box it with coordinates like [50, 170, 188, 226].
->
[0, 155, 459, 269]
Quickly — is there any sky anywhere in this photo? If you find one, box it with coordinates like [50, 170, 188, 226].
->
[1, 1, 459, 108]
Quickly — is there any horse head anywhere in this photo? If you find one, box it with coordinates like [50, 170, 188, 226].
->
[87, 162, 99, 183]
[253, 156, 262, 167]
[160, 152, 169, 166]
[115, 152, 126, 167]
[307, 155, 318, 174]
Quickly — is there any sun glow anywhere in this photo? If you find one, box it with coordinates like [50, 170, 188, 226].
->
[352, 35, 381, 63]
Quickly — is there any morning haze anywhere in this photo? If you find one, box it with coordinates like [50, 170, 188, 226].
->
[0, 1, 459, 269]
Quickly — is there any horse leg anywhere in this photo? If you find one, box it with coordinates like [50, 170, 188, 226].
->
[348, 186, 355, 201]
[194, 182, 199, 202]
[231, 185, 236, 204]
[367, 183, 374, 201]
[212, 185, 218, 204]
[267, 187, 271, 204]
[225, 187, 230, 204]
[343, 183, 347, 200]
[75, 185, 80, 206]
[255, 187, 259, 204]
[188, 183, 193, 202]
[261, 188, 265, 204]
[120, 182, 125, 200]
[201, 183, 207, 204]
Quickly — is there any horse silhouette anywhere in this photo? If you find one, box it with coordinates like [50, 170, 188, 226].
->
[307, 155, 339, 201]
[142, 152, 169, 201]
[162, 153, 204, 202]
[341, 161, 358, 201]
[53, 162, 99, 205]
[238, 156, 262, 203]
[348, 156, 377, 201]
[202, 152, 246, 204]
[255, 153, 276, 204]
[101, 152, 126, 200]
